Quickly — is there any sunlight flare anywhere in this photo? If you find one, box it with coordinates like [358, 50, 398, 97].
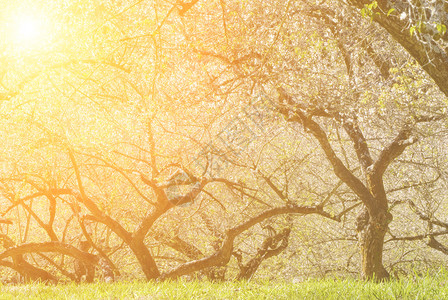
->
[7, 11, 50, 49]
[16, 17, 42, 42]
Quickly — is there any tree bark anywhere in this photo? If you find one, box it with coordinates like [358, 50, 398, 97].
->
[357, 208, 391, 281]
[129, 240, 160, 280]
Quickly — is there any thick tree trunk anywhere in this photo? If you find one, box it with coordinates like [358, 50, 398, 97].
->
[357, 208, 391, 281]
[360, 221, 388, 280]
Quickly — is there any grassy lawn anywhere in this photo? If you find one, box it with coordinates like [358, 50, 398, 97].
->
[1, 270, 448, 299]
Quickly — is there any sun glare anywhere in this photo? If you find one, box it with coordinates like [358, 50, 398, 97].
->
[7, 11, 50, 49]
[17, 17, 42, 41]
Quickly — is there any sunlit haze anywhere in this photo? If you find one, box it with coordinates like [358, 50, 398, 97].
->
[8, 12, 49, 49]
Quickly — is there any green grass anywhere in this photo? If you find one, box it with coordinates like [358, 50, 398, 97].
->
[1, 270, 448, 299]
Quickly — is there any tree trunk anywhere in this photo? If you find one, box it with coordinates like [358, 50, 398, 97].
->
[357, 208, 391, 281]
[129, 240, 160, 280]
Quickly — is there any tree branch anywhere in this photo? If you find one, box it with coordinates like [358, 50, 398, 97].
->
[372, 124, 416, 178]
[275, 91, 372, 204]
[345, 0, 448, 97]
[159, 204, 337, 279]
[342, 120, 374, 172]
[0, 242, 99, 265]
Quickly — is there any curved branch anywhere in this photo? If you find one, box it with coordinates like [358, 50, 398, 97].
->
[160, 204, 338, 279]
[0, 242, 99, 265]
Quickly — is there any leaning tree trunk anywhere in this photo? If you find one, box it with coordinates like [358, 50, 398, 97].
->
[129, 239, 160, 280]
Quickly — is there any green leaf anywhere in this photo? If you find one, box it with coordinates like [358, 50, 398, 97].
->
[387, 8, 395, 16]
[436, 23, 447, 35]
[361, 7, 367, 17]
[367, 1, 378, 10]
